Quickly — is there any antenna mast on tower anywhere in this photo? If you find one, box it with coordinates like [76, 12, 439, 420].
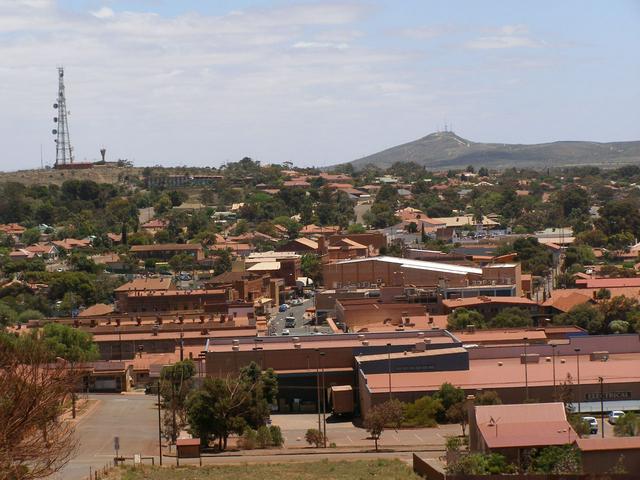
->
[53, 67, 74, 167]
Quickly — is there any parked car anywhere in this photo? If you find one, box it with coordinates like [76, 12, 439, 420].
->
[281, 329, 290, 336]
[582, 416, 598, 434]
[609, 411, 625, 424]
[290, 298, 303, 306]
[284, 316, 296, 328]
[278, 304, 288, 312]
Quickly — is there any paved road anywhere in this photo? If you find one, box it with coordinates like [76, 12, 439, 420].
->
[270, 413, 458, 449]
[56, 394, 159, 480]
[269, 298, 331, 336]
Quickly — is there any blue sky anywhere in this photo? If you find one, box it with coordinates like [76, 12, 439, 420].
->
[1, 0, 638, 169]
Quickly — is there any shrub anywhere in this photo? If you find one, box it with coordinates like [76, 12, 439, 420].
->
[305, 428, 324, 448]
[403, 396, 443, 427]
[269, 425, 284, 447]
[256, 425, 272, 448]
[239, 428, 258, 450]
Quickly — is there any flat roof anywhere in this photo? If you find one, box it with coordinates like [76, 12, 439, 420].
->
[333, 256, 482, 276]
[577, 437, 640, 451]
[453, 329, 547, 343]
[356, 347, 466, 363]
[247, 261, 281, 271]
[207, 331, 457, 353]
[94, 327, 256, 342]
[363, 352, 640, 394]
[443, 296, 536, 308]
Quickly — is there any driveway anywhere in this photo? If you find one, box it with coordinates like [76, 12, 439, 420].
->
[55, 394, 159, 480]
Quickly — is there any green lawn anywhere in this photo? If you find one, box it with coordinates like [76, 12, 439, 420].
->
[110, 459, 420, 480]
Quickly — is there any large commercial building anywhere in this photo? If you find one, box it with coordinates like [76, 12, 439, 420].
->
[323, 256, 521, 297]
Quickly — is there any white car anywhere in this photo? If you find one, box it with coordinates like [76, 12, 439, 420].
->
[608, 411, 625, 424]
[581, 416, 598, 434]
[281, 329, 290, 336]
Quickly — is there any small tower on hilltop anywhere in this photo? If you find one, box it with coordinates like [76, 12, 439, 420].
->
[53, 67, 74, 167]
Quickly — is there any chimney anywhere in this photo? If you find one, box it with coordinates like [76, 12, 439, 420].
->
[318, 236, 327, 254]
[294, 343, 302, 349]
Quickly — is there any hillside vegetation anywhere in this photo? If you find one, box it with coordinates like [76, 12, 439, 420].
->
[347, 131, 640, 170]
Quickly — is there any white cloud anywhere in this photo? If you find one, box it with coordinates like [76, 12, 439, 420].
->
[465, 25, 544, 49]
[91, 7, 114, 19]
[293, 41, 349, 49]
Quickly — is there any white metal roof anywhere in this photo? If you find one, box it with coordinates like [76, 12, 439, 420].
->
[334, 256, 482, 275]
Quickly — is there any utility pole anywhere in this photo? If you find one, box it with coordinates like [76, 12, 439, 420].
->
[320, 351, 327, 448]
[575, 348, 581, 412]
[599, 376, 605, 439]
[315, 349, 321, 434]
[551, 344, 557, 400]
[157, 380, 163, 465]
[387, 343, 392, 401]
[523, 338, 529, 402]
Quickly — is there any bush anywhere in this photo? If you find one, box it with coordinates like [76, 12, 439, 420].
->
[305, 428, 324, 448]
[447, 453, 516, 474]
[403, 396, 443, 427]
[16, 309, 44, 324]
[256, 425, 272, 448]
[239, 428, 258, 450]
[269, 425, 284, 447]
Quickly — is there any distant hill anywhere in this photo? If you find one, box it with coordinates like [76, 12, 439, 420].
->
[345, 132, 640, 171]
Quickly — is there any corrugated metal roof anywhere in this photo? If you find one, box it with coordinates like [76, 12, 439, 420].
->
[247, 261, 281, 271]
[334, 256, 482, 275]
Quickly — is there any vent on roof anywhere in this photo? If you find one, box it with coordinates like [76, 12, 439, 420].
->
[294, 343, 301, 349]
[232, 345, 239, 351]
[232, 339, 239, 346]
[362, 340, 369, 346]
[497, 362, 503, 366]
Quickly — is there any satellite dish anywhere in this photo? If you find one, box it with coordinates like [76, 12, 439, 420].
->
[52, 129, 57, 134]
[53, 103, 58, 109]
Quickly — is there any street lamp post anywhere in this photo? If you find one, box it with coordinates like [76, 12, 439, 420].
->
[598, 376, 605, 438]
[315, 349, 321, 434]
[157, 380, 163, 465]
[387, 343, 392, 401]
[523, 337, 529, 402]
[551, 344, 557, 400]
[320, 351, 327, 448]
[575, 348, 581, 413]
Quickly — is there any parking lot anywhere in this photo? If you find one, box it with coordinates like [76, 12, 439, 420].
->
[269, 297, 332, 336]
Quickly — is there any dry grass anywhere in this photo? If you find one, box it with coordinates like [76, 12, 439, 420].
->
[109, 459, 420, 480]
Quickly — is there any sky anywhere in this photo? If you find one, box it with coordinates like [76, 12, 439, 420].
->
[1, 0, 639, 170]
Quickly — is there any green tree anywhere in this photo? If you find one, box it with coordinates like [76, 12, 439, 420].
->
[490, 307, 532, 328]
[364, 399, 404, 451]
[475, 391, 501, 405]
[186, 362, 277, 450]
[614, 412, 640, 437]
[21, 227, 41, 246]
[301, 253, 322, 284]
[269, 425, 284, 447]
[434, 383, 465, 423]
[553, 303, 605, 334]
[403, 396, 443, 427]
[528, 444, 582, 474]
[160, 360, 196, 443]
[213, 248, 233, 276]
[0, 303, 18, 328]
[447, 453, 515, 474]
[40, 323, 100, 362]
[447, 308, 486, 330]
[305, 428, 325, 447]
[169, 253, 196, 273]
[347, 223, 366, 234]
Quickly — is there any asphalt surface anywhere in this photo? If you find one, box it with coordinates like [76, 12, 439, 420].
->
[55, 394, 159, 480]
[269, 298, 331, 336]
